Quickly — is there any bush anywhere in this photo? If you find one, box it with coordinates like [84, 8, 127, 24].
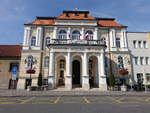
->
[38, 73, 42, 86]
[109, 73, 115, 87]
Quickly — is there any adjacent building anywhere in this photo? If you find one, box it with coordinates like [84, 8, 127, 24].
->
[0, 45, 21, 89]
[17, 10, 132, 90]
[127, 32, 150, 85]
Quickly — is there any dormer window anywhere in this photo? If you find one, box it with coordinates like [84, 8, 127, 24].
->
[75, 13, 79, 16]
[66, 13, 69, 17]
[85, 13, 88, 18]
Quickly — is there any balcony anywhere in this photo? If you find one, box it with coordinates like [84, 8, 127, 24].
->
[47, 39, 106, 47]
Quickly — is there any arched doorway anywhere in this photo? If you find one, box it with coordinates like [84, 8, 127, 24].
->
[89, 56, 98, 88]
[72, 60, 81, 86]
[56, 56, 66, 88]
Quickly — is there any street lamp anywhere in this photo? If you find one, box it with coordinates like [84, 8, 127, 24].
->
[25, 55, 37, 86]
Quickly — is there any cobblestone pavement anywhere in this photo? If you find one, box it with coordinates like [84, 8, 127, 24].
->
[0, 96, 150, 104]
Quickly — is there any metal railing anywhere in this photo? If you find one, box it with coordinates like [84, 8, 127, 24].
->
[47, 39, 105, 46]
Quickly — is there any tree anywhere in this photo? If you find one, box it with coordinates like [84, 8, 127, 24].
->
[38, 73, 42, 86]
[109, 73, 115, 90]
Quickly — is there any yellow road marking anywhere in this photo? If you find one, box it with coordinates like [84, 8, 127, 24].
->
[0, 102, 16, 104]
[54, 97, 60, 104]
[145, 98, 150, 102]
[83, 97, 90, 104]
[111, 97, 123, 104]
[20, 97, 35, 104]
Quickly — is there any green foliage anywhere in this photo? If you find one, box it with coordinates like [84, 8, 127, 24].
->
[109, 73, 115, 87]
[38, 73, 42, 86]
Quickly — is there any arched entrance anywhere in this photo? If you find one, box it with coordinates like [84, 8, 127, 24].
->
[56, 56, 66, 88]
[72, 60, 81, 86]
[89, 56, 98, 88]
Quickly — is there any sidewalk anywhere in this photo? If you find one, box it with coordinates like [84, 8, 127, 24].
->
[0, 89, 150, 97]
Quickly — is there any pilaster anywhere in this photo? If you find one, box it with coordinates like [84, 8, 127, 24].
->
[48, 51, 55, 89]
[82, 52, 90, 90]
[65, 52, 72, 90]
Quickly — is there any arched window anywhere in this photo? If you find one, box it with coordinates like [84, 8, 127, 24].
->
[60, 60, 65, 69]
[118, 56, 124, 69]
[45, 37, 50, 46]
[58, 30, 67, 39]
[44, 56, 49, 68]
[116, 38, 120, 48]
[101, 37, 106, 44]
[72, 30, 80, 40]
[31, 37, 36, 46]
[84, 30, 93, 40]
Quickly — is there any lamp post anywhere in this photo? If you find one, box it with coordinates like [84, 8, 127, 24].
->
[25, 55, 37, 87]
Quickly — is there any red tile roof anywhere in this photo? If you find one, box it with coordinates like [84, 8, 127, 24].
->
[30, 19, 55, 25]
[97, 20, 123, 27]
[26, 10, 126, 27]
[0, 45, 22, 57]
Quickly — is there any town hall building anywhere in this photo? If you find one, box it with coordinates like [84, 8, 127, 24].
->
[17, 10, 132, 90]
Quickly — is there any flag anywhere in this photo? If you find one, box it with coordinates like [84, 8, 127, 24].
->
[84, 33, 89, 39]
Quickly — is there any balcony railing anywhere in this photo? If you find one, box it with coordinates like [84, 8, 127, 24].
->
[47, 39, 106, 46]
[57, 34, 67, 39]
[56, 34, 93, 40]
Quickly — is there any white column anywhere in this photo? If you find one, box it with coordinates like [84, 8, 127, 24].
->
[82, 52, 90, 90]
[80, 27, 84, 40]
[123, 30, 127, 48]
[65, 52, 72, 90]
[98, 49, 107, 91]
[53, 27, 57, 39]
[121, 29, 128, 51]
[23, 27, 31, 47]
[94, 28, 98, 40]
[23, 27, 27, 46]
[109, 29, 116, 51]
[48, 51, 55, 89]
[67, 27, 71, 39]
[36, 27, 43, 48]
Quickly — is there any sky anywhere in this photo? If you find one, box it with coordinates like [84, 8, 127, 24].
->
[0, 0, 150, 44]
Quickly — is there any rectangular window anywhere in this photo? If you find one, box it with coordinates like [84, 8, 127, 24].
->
[116, 38, 120, 48]
[138, 41, 142, 48]
[137, 73, 143, 83]
[134, 57, 138, 65]
[140, 57, 144, 65]
[145, 57, 149, 65]
[9, 63, 19, 72]
[133, 40, 136, 48]
[143, 41, 147, 48]
[146, 73, 150, 82]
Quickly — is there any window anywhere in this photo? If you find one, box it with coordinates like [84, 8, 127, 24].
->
[26, 55, 34, 68]
[84, 30, 93, 40]
[146, 73, 150, 82]
[118, 56, 124, 69]
[137, 73, 143, 83]
[101, 37, 106, 44]
[145, 57, 149, 65]
[9, 63, 19, 72]
[140, 57, 144, 65]
[116, 38, 121, 48]
[44, 56, 49, 68]
[60, 60, 65, 69]
[45, 37, 50, 47]
[31, 37, 36, 46]
[134, 57, 138, 65]
[133, 40, 136, 48]
[58, 30, 67, 39]
[138, 41, 142, 48]
[105, 56, 108, 68]
[143, 41, 147, 48]
[72, 30, 80, 40]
